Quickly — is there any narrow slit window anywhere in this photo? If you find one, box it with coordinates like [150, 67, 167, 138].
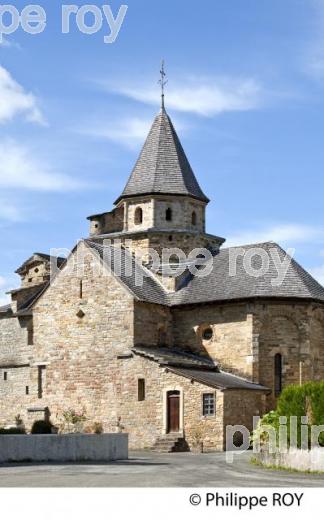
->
[191, 211, 197, 226]
[4, 371, 7, 381]
[274, 354, 283, 397]
[27, 324, 34, 346]
[138, 378, 145, 401]
[166, 208, 172, 221]
[79, 279, 83, 299]
[38, 365, 46, 399]
[25, 386, 29, 395]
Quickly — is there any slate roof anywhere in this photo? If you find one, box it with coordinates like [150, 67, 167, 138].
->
[85, 240, 170, 305]
[115, 108, 209, 204]
[132, 346, 217, 370]
[14, 239, 324, 315]
[17, 283, 48, 312]
[170, 242, 324, 305]
[85, 240, 324, 306]
[132, 346, 268, 391]
[168, 367, 269, 391]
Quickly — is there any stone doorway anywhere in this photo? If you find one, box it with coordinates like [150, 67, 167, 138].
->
[167, 390, 180, 433]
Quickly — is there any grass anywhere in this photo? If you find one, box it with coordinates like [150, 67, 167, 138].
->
[250, 456, 324, 475]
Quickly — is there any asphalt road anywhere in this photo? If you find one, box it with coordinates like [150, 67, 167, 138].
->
[0, 451, 323, 487]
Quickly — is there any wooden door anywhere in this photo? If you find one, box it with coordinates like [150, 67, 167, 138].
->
[167, 391, 180, 433]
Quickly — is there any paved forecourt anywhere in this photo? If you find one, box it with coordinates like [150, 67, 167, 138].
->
[0, 451, 323, 487]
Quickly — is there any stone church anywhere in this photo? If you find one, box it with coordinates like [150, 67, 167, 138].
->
[1, 101, 324, 451]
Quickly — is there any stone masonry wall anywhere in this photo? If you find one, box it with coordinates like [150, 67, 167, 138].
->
[252, 302, 324, 410]
[0, 314, 33, 426]
[134, 302, 173, 346]
[124, 195, 206, 235]
[223, 390, 266, 442]
[117, 354, 225, 450]
[120, 232, 221, 265]
[0, 315, 31, 366]
[29, 241, 135, 430]
[0, 366, 32, 427]
[172, 303, 254, 379]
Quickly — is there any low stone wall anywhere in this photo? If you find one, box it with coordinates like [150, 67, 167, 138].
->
[0, 433, 128, 463]
[256, 448, 324, 472]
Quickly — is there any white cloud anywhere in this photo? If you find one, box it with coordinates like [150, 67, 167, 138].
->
[226, 224, 324, 248]
[302, 0, 324, 80]
[0, 276, 7, 289]
[0, 199, 24, 222]
[81, 115, 187, 149]
[0, 37, 21, 49]
[103, 76, 263, 117]
[0, 139, 87, 192]
[0, 295, 10, 306]
[0, 65, 44, 124]
[0, 274, 18, 307]
[84, 117, 153, 149]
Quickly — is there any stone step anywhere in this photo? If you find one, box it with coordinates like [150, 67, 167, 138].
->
[152, 435, 190, 453]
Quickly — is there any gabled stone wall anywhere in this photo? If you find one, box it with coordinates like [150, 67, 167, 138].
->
[28, 241, 135, 429]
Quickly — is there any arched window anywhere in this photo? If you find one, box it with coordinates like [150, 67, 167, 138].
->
[166, 208, 172, 221]
[191, 211, 197, 226]
[274, 353, 283, 397]
[134, 207, 143, 225]
[169, 255, 180, 265]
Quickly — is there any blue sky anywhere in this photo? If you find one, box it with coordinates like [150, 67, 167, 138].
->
[1, 0, 324, 303]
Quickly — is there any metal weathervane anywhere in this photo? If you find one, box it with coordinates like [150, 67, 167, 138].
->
[159, 60, 168, 109]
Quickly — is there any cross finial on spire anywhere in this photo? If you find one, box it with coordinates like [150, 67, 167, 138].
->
[159, 59, 168, 109]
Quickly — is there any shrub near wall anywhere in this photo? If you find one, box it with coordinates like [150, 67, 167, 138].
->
[0, 428, 25, 435]
[253, 382, 324, 472]
[276, 382, 324, 447]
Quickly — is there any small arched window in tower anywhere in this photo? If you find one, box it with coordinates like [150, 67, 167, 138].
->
[166, 207, 172, 222]
[169, 255, 180, 266]
[192, 211, 197, 226]
[274, 353, 283, 397]
[134, 207, 143, 225]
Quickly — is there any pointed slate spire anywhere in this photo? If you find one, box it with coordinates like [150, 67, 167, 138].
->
[114, 108, 209, 205]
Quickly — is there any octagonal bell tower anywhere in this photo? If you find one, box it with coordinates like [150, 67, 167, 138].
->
[88, 65, 225, 261]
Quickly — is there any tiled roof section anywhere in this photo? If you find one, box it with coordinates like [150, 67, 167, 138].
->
[115, 108, 209, 204]
[17, 283, 49, 312]
[16, 253, 65, 275]
[132, 346, 268, 390]
[84, 240, 170, 305]
[85, 240, 324, 306]
[168, 368, 270, 391]
[0, 304, 11, 315]
[171, 242, 324, 305]
[132, 346, 217, 370]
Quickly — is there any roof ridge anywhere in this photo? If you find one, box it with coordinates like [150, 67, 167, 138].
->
[152, 110, 165, 192]
[220, 240, 277, 251]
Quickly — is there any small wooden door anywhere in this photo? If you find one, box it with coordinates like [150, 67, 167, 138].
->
[167, 391, 180, 433]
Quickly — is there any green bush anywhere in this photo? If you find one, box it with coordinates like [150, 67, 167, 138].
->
[251, 410, 280, 446]
[0, 428, 26, 435]
[31, 420, 53, 434]
[253, 382, 324, 448]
